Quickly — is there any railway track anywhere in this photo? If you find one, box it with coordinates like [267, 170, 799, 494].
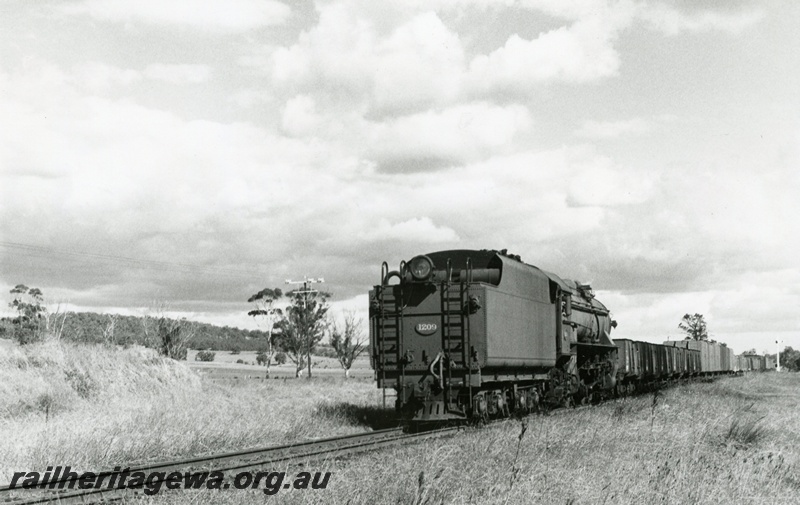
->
[1, 426, 461, 504]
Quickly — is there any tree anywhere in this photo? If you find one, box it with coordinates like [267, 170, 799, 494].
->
[330, 311, 367, 378]
[101, 314, 119, 346]
[141, 301, 193, 360]
[679, 313, 708, 341]
[247, 288, 284, 377]
[275, 289, 330, 378]
[779, 347, 800, 372]
[157, 317, 194, 360]
[8, 284, 47, 344]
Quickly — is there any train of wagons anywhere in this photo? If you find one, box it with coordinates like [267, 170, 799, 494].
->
[369, 249, 774, 422]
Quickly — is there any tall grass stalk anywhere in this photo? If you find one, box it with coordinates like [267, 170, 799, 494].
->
[504, 419, 528, 505]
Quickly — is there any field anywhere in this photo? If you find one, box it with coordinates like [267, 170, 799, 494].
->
[2, 339, 799, 504]
[186, 349, 373, 380]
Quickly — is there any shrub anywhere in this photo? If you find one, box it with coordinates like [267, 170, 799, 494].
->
[36, 393, 60, 421]
[195, 350, 216, 362]
[64, 368, 97, 399]
[11, 321, 43, 345]
[236, 359, 244, 364]
[256, 352, 269, 366]
[315, 345, 338, 359]
[160, 319, 192, 360]
[725, 408, 766, 448]
[274, 352, 287, 365]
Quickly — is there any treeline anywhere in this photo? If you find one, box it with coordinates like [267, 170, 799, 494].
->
[0, 311, 274, 352]
[0, 310, 353, 356]
[5, 285, 369, 377]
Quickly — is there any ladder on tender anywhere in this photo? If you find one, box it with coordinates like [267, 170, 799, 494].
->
[440, 258, 473, 410]
[376, 262, 404, 407]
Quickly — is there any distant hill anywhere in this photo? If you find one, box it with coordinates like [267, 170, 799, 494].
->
[1, 312, 273, 352]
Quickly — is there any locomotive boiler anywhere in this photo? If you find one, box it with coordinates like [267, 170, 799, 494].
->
[369, 249, 619, 422]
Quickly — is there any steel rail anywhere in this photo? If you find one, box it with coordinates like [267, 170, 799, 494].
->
[2, 426, 460, 505]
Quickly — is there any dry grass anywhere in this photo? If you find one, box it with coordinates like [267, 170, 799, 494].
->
[145, 373, 799, 505]
[2, 340, 799, 504]
[286, 374, 798, 505]
[0, 339, 384, 483]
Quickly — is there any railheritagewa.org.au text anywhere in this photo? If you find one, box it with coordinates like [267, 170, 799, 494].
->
[9, 466, 332, 495]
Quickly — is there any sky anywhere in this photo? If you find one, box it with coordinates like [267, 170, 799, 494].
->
[1, 0, 798, 355]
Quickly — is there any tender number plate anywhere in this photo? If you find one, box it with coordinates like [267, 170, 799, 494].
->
[415, 323, 438, 336]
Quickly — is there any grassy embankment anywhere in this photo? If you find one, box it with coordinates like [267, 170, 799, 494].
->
[2, 339, 799, 504]
[0, 339, 387, 485]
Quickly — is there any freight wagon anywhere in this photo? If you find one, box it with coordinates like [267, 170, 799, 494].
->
[741, 353, 775, 372]
[615, 339, 701, 388]
[663, 339, 736, 375]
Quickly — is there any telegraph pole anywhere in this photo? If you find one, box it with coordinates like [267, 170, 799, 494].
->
[285, 276, 324, 379]
[776, 339, 783, 372]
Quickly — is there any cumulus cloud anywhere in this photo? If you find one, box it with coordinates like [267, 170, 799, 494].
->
[370, 12, 466, 114]
[260, 0, 766, 124]
[515, 0, 764, 36]
[359, 218, 460, 243]
[566, 157, 654, 207]
[575, 118, 652, 139]
[537, 152, 800, 301]
[73, 62, 142, 92]
[63, 0, 291, 32]
[468, 18, 622, 91]
[271, 6, 465, 115]
[143, 64, 211, 84]
[0, 60, 327, 277]
[599, 266, 800, 350]
[280, 95, 323, 137]
[267, 1, 637, 112]
[640, 3, 765, 35]
[277, 96, 532, 171]
[366, 102, 532, 172]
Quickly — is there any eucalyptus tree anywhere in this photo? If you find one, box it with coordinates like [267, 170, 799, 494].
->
[679, 313, 708, 341]
[247, 288, 284, 377]
[275, 289, 330, 378]
[330, 311, 367, 378]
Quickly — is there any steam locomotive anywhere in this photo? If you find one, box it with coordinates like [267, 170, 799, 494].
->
[369, 249, 751, 423]
[369, 249, 619, 422]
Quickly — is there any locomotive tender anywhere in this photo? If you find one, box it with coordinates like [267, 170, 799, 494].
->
[369, 249, 619, 421]
[370, 249, 755, 423]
